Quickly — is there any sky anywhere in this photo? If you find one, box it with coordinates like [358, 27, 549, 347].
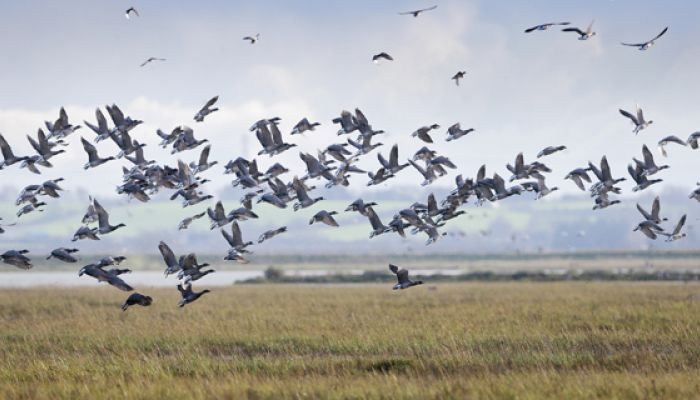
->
[0, 0, 699, 201]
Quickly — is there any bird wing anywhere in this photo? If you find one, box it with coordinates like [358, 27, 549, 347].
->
[158, 241, 178, 269]
[562, 27, 585, 35]
[389, 144, 399, 168]
[673, 215, 686, 235]
[651, 196, 661, 220]
[642, 145, 655, 167]
[636, 203, 653, 221]
[92, 199, 111, 228]
[202, 96, 218, 109]
[366, 206, 384, 230]
[198, 145, 211, 166]
[651, 26, 669, 42]
[106, 274, 133, 292]
[619, 109, 639, 125]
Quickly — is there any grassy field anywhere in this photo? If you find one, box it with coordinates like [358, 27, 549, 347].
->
[1, 283, 700, 399]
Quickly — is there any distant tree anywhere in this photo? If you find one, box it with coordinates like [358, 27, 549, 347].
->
[264, 267, 284, 281]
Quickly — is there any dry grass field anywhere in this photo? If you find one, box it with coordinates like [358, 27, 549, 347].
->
[1, 283, 700, 399]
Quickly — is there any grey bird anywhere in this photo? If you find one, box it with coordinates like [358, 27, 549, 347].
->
[93, 199, 126, 234]
[291, 118, 321, 135]
[1, 250, 32, 269]
[178, 212, 206, 230]
[398, 5, 437, 17]
[564, 168, 592, 191]
[222, 221, 253, 253]
[366, 206, 391, 238]
[389, 264, 423, 290]
[242, 34, 260, 44]
[411, 124, 440, 143]
[621, 27, 668, 50]
[619, 105, 653, 134]
[81, 137, 115, 169]
[378, 144, 409, 174]
[194, 96, 219, 122]
[47, 248, 79, 263]
[372, 52, 394, 63]
[636, 197, 667, 224]
[140, 57, 166, 67]
[72, 226, 100, 242]
[78, 264, 133, 291]
[657, 135, 686, 157]
[452, 71, 466, 86]
[628, 163, 662, 192]
[125, 7, 139, 19]
[525, 22, 570, 33]
[634, 144, 669, 176]
[345, 199, 378, 216]
[121, 293, 152, 311]
[633, 220, 664, 240]
[309, 210, 339, 227]
[445, 123, 474, 142]
[258, 227, 288, 244]
[562, 20, 596, 40]
[0, 133, 28, 168]
[661, 215, 687, 242]
[537, 145, 566, 158]
[159, 241, 181, 276]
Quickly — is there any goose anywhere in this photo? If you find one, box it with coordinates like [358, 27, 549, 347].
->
[491, 174, 522, 200]
[531, 177, 559, 199]
[82, 196, 98, 224]
[45, 107, 81, 139]
[408, 159, 438, 186]
[389, 214, 408, 238]
[372, 52, 393, 63]
[537, 145, 566, 158]
[125, 144, 155, 167]
[365, 206, 391, 238]
[159, 241, 181, 276]
[258, 227, 288, 243]
[687, 132, 700, 149]
[451, 71, 466, 86]
[249, 117, 281, 132]
[0, 133, 28, 168]
[188, 145, 217, 174]
[291, 118, 321, 135]
[621, 27, 668, 50]
[224, 248, 249, 263]
[636, 197, 667, 224]
[367, 167, 394, 186]
[413, 146, 437, 161]
[207, 201, 232, 229]
[110, 130, 146, 159]
[16, 186, 41, 206]
[19, 155, 50, 174]
[592, 192, 621, 210]
[84, 108, 112, 142]
[121, 293, 152, 311]
[257, 193, 287, 209]
[633, 220, 664, 240]
[378, 144, 409, 174]
[628, 163, 662, 192]
[619, 106, 653, 134]
[178, 212, 206, 230]
[177, 253, 214, 283]
[78, 264, 133, 291]
[332, 110, 358, 135]
[105, 104, 142, 134]
[292, 177, 323, 211]
[140, 57, 166, 67]
[309, 210, 339, 227]
[398, 5, 437, 17]
[94, 199, 126, 234]
[1, 250, 32, 269]
[690, 185, 700, 203]
[564, 168, 592, 191]
[662, 215, 687, 242]
[635, 144, 669, 176]
[177, 284, 211, 307]
[240, 191, 262, 209]
[81, 137, 115, 169]
[194, 96, 219, 122]
[347, 135, 383, 156]
[72, 226, 100, 241]
[263, 163, 289, 181]
[125, 7, 139, 19]
[97, 256, 127, 267]
[324, 143, 353, 162]
[345, 199, 378, 216]
[17, 202, 46, 218]
[411, 124, 440, 143]
[242, 34, 260, 44]
[222, 221, 253, 253]
[28, 128, 66, 162]
[228, 207, 258, 221]
[588, 156, 626, 193]
[524, 22, 570, 33]
[171, 189, 213, 208]
[170, 126, 208, 154]
[39, 179, 64, 198]
[445, 123, 474, 142]
[47, 248, 79, 263]
[300, 152, 335, 180]
[562, 20, 596, 40]
[657, 135, 686, 157]
[389, 264, 423, 290]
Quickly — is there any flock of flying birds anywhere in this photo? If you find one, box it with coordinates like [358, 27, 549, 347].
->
[0, 5, 696, 309]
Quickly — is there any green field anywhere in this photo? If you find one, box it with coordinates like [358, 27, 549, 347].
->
[1, 283, 700, 399]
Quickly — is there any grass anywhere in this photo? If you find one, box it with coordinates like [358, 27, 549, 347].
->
[1, 282, 700, 399]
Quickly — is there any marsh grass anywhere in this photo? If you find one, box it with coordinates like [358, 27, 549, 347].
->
[1, 283, 699, 399]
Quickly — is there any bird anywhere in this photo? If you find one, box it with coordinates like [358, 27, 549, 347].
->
[0, 133, 28, 168]
[687, 132, 700, 149]
[72, 226, 100, 242]
[158, 241, 181, 276]
[411, 124, 440, 143]
[365, 206, 391, 238]
[258, 227, 288, 244]
[78, 264, 133, 291]
[291, 118, 321, 135]
[634, 144, 669, 176]
[633, 220, 664, 240]
[125, 7, 139, 19]
[81, 137, 115, 169]
[451, 71, 466, 86]
[309, 210, 339, 227]
[47, 248, 79, 263]
[389, 264, 423, 290]
[372, 52, 394, 64]
[242, 34, 260, 44]
[398, 5, 437, 17]
[619, 106, 653, 134]
[661, 215, 687, 242]
[524, 22, 570, 33]
[657, 135, 686, 157]
[140, 57, 166, 67]
[178, 212, 206, 230]
[562, 20, 596, 40]
[636, 197, 667, 224]
[628, 163, 662, 192]
[221, 221, 253, 253]
[345, 199, 378, 216]
[621, 27, 668, 50]
[445, 123, 474, 142]
[177, 284, 210, 307]
[378, 144, 409, 174]
[93, 199, 126, 235]
[1, 250, 32, 269]
[537, 145, 566, 158]
[193, 96, 219, 122]
[121, 293, 152, 311]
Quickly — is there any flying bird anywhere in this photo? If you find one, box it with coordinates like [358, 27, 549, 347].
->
[619, 105, 653, 134]
[389, 264, 424, 290]
[524, 22, 570, 33]
[140, 57, 166, 67]
[398, 5, 437, 17]
[125, 7, 139, 19]
[562, 20, 596, 40]
[193, 96, 219, 122]
[621, 27, 668, 50]
[243, 34, 260, 44]
[452, 71, 466, 86]
[372, 52, 394, 64]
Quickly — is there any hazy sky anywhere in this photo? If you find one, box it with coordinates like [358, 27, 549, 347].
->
[0, 0, 698, 200]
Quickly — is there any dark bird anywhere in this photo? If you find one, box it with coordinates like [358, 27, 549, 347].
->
[309, 210, 339, 227]
[93, 199, 126, 235]
[524, 22, 570, 33]
[121, 293, 152, 311]
[537, 145, 567, 158]
[243, 34, 260, 44]
[81, 137, 115, 169]
[258, 227, 287, 244]
[125, 7, 139, 19]
[562, 20, 596, 40]
[47, 248, 79, 263]
[398, 5, 437, 17]
[1, 250, 32, 269]
[619, 105, 653, 134]
[389, 264, 423, 290]
[452, 71, 466, 86]
[177, 284, 210, 307]
[140, 57, 166, 67]
[372, 52, 394, 63]
[621, 27, 668, 50]
[194, 96, 219, 122]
